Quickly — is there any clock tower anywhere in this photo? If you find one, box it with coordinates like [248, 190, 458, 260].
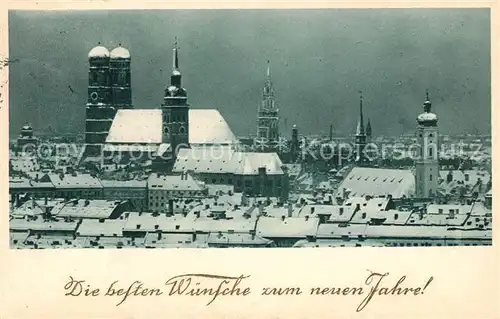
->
[85, 43, 114, 156]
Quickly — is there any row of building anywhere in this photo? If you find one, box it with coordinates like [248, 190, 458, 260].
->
[10, 194, 492, 249]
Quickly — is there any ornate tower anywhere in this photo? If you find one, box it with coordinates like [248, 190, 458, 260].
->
[415, 90, 439, 198]
[256, 60, 279, 152]
[162, 38, 189, 156]
[85, 43, 114, 156]
[354, 91, 367, 165]
[110, 44, 132, 109]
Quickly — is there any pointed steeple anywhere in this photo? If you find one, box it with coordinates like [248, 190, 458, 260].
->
[263, 60, 274, 98]
[366, 118, 372, 137]
[356, 91, 365, 136]
[172, 36, 179, 72]
[423, 89, 432, 113]
[170, 37, 182, 88]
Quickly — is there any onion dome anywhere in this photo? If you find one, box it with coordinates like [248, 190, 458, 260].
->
[110, 44, 131, 59]
[21, 124, 32, 131]
[88, 44, 109, 59]
[417, 90, 438, 126]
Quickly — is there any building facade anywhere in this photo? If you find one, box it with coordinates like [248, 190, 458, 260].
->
[147, 172, 207, 213]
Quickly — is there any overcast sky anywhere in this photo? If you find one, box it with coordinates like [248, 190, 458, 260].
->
[8, 9, 490, 138]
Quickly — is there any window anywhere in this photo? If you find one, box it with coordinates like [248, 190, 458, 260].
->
[228, 178, 233, 184]
[164, 127, 169, 134]
[394, 214, 399, 220]
[438, 208, 443, 214]
[430, 174, 433, 181]
[179, 126, 186, 134]
[428, 147, 433, 157]
[361, 212, 366, 219]
[339, 207, 344, 215]
[212, 178, 216, 183]
[465, 174, 470, 182]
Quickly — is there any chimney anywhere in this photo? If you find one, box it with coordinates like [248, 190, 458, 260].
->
[258, 204, 263, 216]
[305, 215, 310, 221]
[287, 202, 293, 217]
[329, 124, 333, 141]
[310, 206, 315, 214]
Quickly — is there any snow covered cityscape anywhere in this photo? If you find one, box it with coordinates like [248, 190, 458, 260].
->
[8, 9, 492, 248]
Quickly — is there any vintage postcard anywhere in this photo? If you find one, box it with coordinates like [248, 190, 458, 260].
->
[0, 2, 498, 318]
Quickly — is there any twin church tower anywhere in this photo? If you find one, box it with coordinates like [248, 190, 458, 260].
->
[85, 43, 132, 156]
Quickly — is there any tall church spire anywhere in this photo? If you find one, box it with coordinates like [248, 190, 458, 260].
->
[172, 36, 179, 72]
[170, 37, 182, 88]
[356, 91, 365, 136]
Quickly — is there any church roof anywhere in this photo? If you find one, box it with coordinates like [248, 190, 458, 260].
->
[105, 109, 239, 145]
[336, 167, 415, 198]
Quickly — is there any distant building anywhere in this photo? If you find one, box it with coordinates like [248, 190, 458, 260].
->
[16, 123, 38, 152]
[39, 172, 103, 199]
[147, 172, 207, 213]
[336, 167, 415, 199]
[172, 148, 289, 199]
[415, 90, 439, 198]
[101, 180, 148, 212]
[290, 124, 300, 163]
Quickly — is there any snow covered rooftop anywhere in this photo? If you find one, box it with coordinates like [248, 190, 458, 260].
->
[337, 167, 415, 198]
[173, 148, 284, 176]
